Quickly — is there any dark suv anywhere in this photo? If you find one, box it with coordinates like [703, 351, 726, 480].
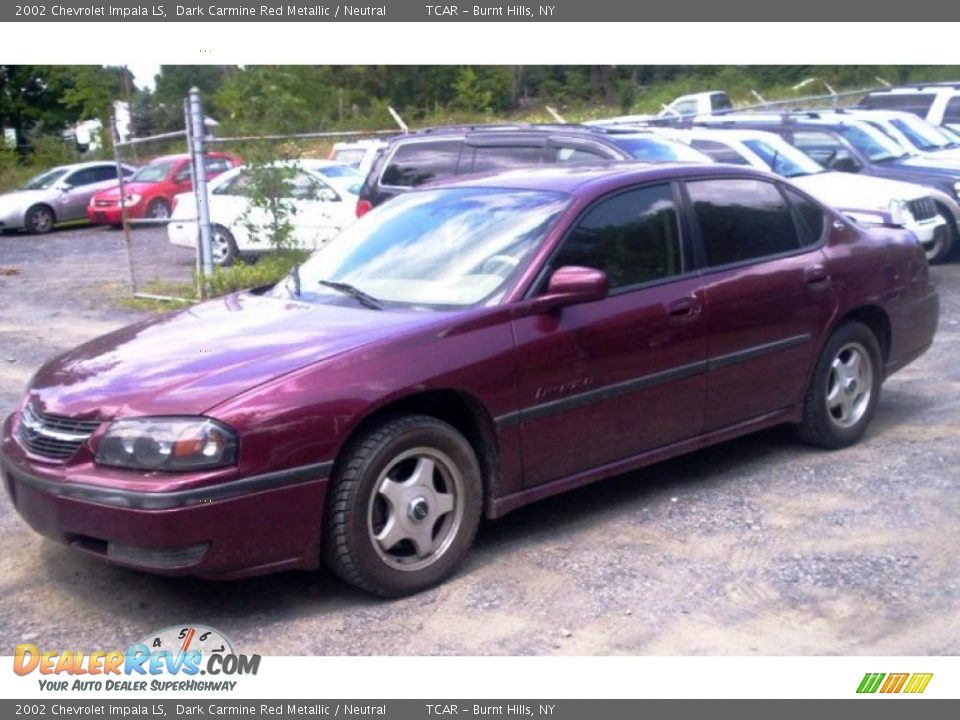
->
[695, 112, 960, 255]
[355, 124, 709, 215]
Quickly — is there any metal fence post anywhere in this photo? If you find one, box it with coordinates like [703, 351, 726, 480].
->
[188, 87, 214, 297]
[111, 112, 138, 295]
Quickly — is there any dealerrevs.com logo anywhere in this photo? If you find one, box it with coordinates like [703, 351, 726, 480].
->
[857, 672, 933, 695]
[14, 625, 260, 692]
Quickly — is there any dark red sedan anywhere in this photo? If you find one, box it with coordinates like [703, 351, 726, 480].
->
[2, 164, 939, 597]
[87, 152, 240, 225]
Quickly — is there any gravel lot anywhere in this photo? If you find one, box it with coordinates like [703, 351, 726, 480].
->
[0, 225, 958, 656]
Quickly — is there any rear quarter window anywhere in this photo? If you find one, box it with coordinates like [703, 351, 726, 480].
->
[380, 141, 463, 188]
[862, 92, 936, 118]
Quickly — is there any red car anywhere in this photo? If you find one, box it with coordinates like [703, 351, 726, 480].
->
[3, 164, 939, 597]
[87, 152, 240, 225]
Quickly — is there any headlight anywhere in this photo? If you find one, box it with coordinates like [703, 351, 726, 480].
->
[887, 199, 912, 227]
[953, 181, 960, 198]
[121, 194, 141, 207]
[95, 417, 238, 471]
[843, 211, 886, 227]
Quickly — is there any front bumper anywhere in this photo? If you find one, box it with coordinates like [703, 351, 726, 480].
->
[86, 205, 124, 225]
[167, 219, 199, 249]
[1, 414, 331, 580]
[905, 213, 947, 246]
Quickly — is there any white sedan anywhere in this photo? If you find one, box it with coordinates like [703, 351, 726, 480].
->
[168, 159, 360, 266]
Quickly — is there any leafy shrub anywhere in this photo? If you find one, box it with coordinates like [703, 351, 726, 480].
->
[205, 251, 308, 297]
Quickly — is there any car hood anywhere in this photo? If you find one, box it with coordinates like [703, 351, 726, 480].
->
[94, 182, 155, 200]
[0, 188, 53, 209]
[892, 155, 960, 176]
[27, 293, 446, 419]
[792, 172, 930, 210]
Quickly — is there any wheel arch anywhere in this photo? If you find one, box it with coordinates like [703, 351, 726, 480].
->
[330, 389, 502, 514]
[830, 304, 892, 365]
[25, 202, 56, 227]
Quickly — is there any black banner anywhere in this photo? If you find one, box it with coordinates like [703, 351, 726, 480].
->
[3, 1, 959, 22]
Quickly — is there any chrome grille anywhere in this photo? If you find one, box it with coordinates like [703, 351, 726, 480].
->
[17, 404, 101, 460]
[908, 197, 937, 222]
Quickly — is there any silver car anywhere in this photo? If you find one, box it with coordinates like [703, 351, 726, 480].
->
[0, 161, 135, 234]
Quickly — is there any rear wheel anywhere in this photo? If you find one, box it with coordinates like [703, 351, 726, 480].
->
[323, 415, 483, 597]
[210, 225, 239, 267]
[26, 205, 55, 234]
[798, 321, 882, 449]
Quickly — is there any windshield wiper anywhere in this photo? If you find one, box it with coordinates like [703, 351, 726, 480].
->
[318, 280, 383, 310]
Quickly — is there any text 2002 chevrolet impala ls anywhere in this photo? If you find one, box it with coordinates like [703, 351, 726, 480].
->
[1, 164, 939, 597]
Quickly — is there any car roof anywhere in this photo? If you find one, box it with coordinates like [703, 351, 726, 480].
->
[424, 162, 770, 195]
[389, 123, 659, 142]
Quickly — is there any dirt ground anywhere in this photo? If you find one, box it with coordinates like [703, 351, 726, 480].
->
[0, 224, 958, 656]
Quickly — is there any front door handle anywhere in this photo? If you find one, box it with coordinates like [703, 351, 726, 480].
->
[667, 297, 702, 322]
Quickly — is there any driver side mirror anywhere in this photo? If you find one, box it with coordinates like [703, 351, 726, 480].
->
[530, 266, 609, 313]
[58, 183, 73, 192]
[830, 156, 861, 173]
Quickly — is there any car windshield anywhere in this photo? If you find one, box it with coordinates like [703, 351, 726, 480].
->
[131, 161, 176, 183]
[837, 124, 908, 161]
[315, 164, 360, 178]
[742, 138, 824, 177]
[21, 168, 68, 190]
[890, 116, 953, 151]
[613, 137, 710, 162]
[284, 187, 570, 309]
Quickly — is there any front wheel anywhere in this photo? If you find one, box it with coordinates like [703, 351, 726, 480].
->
[145, 198, 171, 220]
[798, 321, 882, 449]
[323, 415, 483, 597]
[924, 209, 955, 264]
[26, 205, 55, 234]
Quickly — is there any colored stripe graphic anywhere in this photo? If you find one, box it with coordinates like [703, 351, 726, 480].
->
[903, 673, 933, 694]
[857, 673, 885, 693]
[880, 673, 909, 693]
[857, 672, 932, 694]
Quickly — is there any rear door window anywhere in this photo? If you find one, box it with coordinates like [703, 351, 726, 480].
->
[468, 145, 544, 173]
[686, 178, 801, 267]
[944, 98, 960, 126]
[380, 141, 463, 188]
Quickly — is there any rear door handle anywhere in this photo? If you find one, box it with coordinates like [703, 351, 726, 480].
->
[667, 297, 702, 322]
[805, 265, 831, 289]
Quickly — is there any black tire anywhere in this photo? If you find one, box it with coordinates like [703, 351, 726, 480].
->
[210, 225, 239, 267]
[798, 321, 883, 449]
[145, 198, 171, 220]
[26, 205, 55, 234]
[925, 207, 955, 265]
[323, 415, 483, 597]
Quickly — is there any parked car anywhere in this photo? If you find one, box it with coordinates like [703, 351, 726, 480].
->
[330, 138, 388, 179]
[87, 152, 240, 225]
[838, 108, 960, 161]
[649, 125, 953, 262]
[0, 162, 135, 234]
[1, 163, 938, 597]
[168, 160, 360, 266]
[356, 124, 710, 214]
[697, 113, 960, 260]
[859, 84, 960, 132]
[584, 90, 734, 126]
